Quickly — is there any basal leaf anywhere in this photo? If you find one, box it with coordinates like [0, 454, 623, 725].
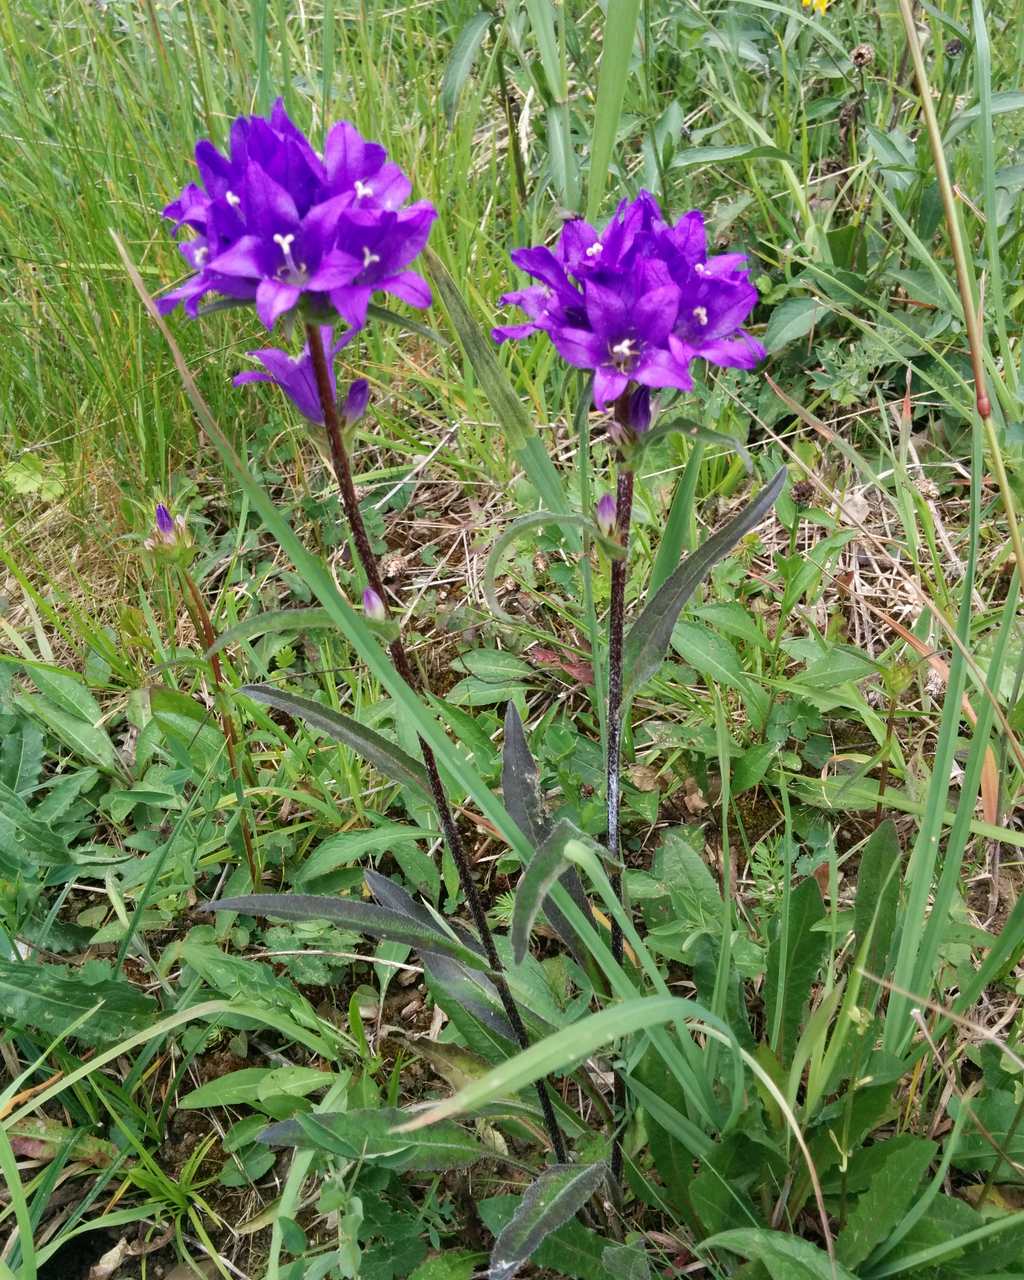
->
[853, 818, 902, 983]
[240, 683, 429, 795]
[706, 1229, 858, 1280]
[0, 959, 156, 1047]
[0, 719, 44, 795]
[15, 693, 120, 774]
[835, 1137, 936, 1268]
[264, 1107, 487, 1171]
[204, 607, 335, 659]
[489, 1163, 608, 1280]
[208, 893, 489, 972]
[623, 469, 785, 701]
[764, 877, 826, 1064]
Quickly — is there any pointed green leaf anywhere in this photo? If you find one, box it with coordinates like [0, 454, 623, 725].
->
[441, 11, 494, 123]
[835, 1137, 936, 1268]
[15, 694, 119, 774]
[623, 469, 785, 700]
[853, 819, 902, 982]
[705, 1229, 858, 1280]
[208, 893, 489, 972]
[204, 607, 335, 659]
[241, 683, 429, 795]
[765, 877, 826, 1064]
[490, 1163, 608, 1280]
[511, 819, 601, 965]
[263, 1107, 488, 1171]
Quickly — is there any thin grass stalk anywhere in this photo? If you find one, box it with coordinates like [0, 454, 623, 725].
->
[304, 323, 568, 1163]
[897, 0, 1024, 588]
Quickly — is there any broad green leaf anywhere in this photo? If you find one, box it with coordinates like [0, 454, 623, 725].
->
[853, 819, 902, 983]
[240, 683, 429, 795]
[764, 877, 826, 1064]
[209, 893, 489, 972]
[835, 1137, 936, 1268]
[601, 1245, 651, 1280]
[502, 702, 548, 845]
[0, 959, 156, 1047]
[409, 1251, 482, 1280]
[423, 247, 570, 518]
[762, 298, 826, 353]
[489, 1163, 608, 1280]
[263, 1107, 488, 1171]
[179, 1066, 339, 1110]
[294, 822, 432, 886]
[670, 143, 793, 170]
[586, 0, 642, 219]
[670, 621, 749, 693]
[632, 418, 752, 471]
[457, 649, 536, 681]
[731, 742, 781, 796]
[399, 994, 723, 1129]
[623, 470, 785, 701]
[0, 719, 43, 794]
[441, 10, 494, 123]
[15, 693, 119, 773]
[26, 664, 104, 723]
[204, 607, 335, 659]
[706, 1229, 858, 1280]
[0, 780, 67, 862]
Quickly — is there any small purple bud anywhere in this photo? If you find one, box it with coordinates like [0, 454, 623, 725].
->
[362, 587, 387, 622]
[596, 493, 617, 537]
[343, 379, 370, 428]
[155, 503, 175, 535]
[624, 385, 652, 434]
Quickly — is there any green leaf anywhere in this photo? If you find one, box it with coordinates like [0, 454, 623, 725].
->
[423, 247, 569, 518]
[632, 419, 752, 471]
[835, 1137, 936, 1268]
[25, 665, 103, 722]
[0, 959, 156, 1047]
[670, 621, 749, 693]
[706, 1229, 858, 1280]
[490, 1163, 608, 1280]
[586, 0, 642, 219]
[762, 299, 826, 353]
[441, 10, 494, 123]
[457, 649, 536, 681]
[294, 822, 432, 886]
[764, 877, 826, 1064]
[502, 702, 548, 845]
[479, 1196, 614, 1280]
[732, 743, 781, 796]
[0, 719, 44, 794]
[853, 819, 902, 982]
[209, 893, 489, 972]
[240, 684, 429, 795]
[601, 1245, 651, 1280]
[511, 818, 597, 964]
[398, 994, 723, 1128]
[179, 1066, 338, 1110]
[409, 1251, 482, 1280]
[203, 607, 335, 659]
[670, 143, 793, 171]
[15, 693, 119, 773]
[0, 780, 67, 863]
[263, 1107, 487, 1171]
[623, 470, 785, 700]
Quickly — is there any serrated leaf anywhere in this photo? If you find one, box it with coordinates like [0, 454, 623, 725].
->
[0, 959, 156, 1046]
[208, 893, 489, 972]
[623, 469, 785, 700]
[441, 11, 494, 123]
[489, 1163, 608, 1280]
[835, 1137, 936, 1268]
[241, 684, 429, 795]
[706, 1229, 858, 1280]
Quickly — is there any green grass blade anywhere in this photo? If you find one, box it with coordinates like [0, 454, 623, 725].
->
[585, 0, 641, 221]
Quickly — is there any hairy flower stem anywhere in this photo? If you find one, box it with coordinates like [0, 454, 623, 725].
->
[607, 396, 637, 1189]
[305, 324, 568, 1162]
[179, 569, 259, 888]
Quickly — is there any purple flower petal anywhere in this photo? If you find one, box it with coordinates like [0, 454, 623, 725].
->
[256, 278, 301, 329]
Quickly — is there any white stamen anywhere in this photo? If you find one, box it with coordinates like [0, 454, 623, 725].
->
[585, 241, 603, 258]
[354, 180, 373, 198]
[273, 232, 298, 271]
[193, 245, 208, 265]
[694, 262, 705, 274]
[362, 245, 381, 269]
[225, 190, 241, 207]
[611, 339, 636, 359]
[693, 306, 709, 326]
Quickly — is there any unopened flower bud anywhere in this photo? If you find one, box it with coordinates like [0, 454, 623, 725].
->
[343, 379, 370, 428]
[144, 502, 192, 560]
[596, 493, 617, 537]
[362, 587, 387, 622]
[624, 385, 652, 434]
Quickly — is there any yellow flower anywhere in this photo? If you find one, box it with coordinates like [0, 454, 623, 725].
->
[802, 0, 829, 13]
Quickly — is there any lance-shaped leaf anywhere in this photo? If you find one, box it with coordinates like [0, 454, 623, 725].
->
[261, 1107, 488, 1172]
[511, 820, 605, 965]
[441, 10, 495, 123]
[629, 419, 752, 472]
[623, 468, 786, 701]
[207, 894, 488, 972]
[204, 607, 335, 659]
[489, 1163, 608, 1280]
[502, 706, 598, 965]
[241, 684, 429, 795]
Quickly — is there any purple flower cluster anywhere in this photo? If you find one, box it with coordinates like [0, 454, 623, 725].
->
[158, 100, 436, 333]
[493, 191, 764, 411]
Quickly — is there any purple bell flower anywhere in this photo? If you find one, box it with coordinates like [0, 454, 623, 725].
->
[233, 325, 353, 423]
[492, 192, 765, 411]
[158, 100, 437, 333]
[343, 379, 370, 428]
[362, 587, 387, 622]
[595, 493, 617, 537]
